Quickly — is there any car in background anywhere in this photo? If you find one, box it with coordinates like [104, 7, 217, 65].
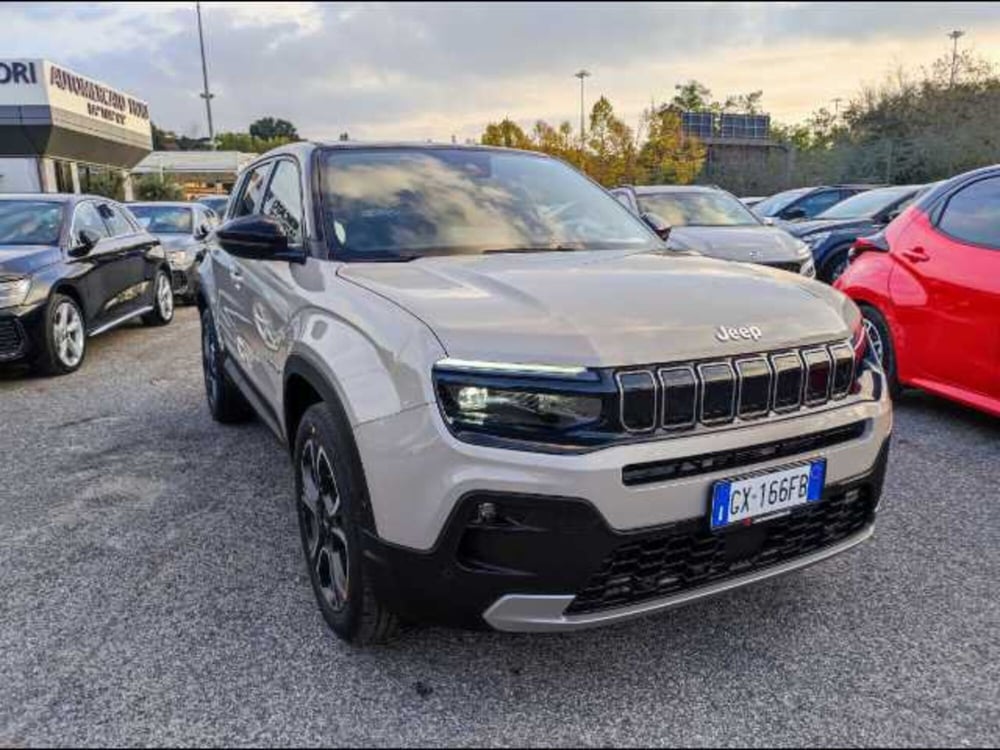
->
[128, 202, 215, 303]
[611, 185, 815, 276]
[753, 184, 880, 222]
[0, 194, 173, 375]
[196, 194, 230, 218]
[787, 184, 929, 282]
[836, 164, 1000, 416]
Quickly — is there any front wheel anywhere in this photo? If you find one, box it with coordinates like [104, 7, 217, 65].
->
[860, 304, 901, 399]
[294, 402, 399, 646]
[33, 293, 86, 376]
[820, 246, 851, 284]
[200, 307, 252, 423]
[142, 270, 174, 326]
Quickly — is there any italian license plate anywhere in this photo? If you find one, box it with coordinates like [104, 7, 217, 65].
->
[710, 459, 826, 530]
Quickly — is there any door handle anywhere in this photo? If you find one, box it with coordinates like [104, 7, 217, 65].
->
[902, 246, 929, 263]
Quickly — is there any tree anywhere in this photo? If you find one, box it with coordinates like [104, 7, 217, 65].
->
[638, 108, 706, 185]
[672, 80, 714, 111]
[249, 117, 299, 141]
[135, 174, 184, 201]
[480, 118, 535, 149]
[586, 96, 639, 186]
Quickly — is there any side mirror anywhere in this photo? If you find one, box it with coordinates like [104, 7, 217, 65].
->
[68, 228, 101, 258]
[761, 216, 775, 226]
[194, 223, 211, 240]
[883, 208, 902, 224]
[848, 234, 890, 262]
[216, 215, 303, 262]
[641, 211, 672, 241]
[781, 207, 807, 221]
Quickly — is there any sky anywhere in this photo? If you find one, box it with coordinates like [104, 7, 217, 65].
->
[7, 2, 1000, 143]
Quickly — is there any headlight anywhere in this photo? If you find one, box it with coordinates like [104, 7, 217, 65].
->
[433, 359, 617, 449]
[0, 277, 31, 309]
[805, 231, 831, 249]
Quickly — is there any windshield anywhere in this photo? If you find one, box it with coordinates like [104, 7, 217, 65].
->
[319, 147, 659, 260]
[637, 191, 760, 227]
[0, 200, 63, 246]
[816, 186, 919, 220]
[129, 205, 193, 234]
[753, 188, 812, 217]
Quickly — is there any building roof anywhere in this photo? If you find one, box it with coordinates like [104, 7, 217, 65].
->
[132, 151, 258, 175]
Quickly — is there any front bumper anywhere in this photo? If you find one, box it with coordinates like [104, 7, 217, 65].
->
[356, 390, 892, 632]
[169, 262, 198, 299]
[0, 301, 47, 364]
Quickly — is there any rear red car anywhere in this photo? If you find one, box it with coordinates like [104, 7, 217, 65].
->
[835, 165, 1000, 417]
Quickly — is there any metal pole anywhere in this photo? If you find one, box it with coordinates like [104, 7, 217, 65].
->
[197, 1, 216, 149]
[948, 30, 965, 87]
[574, 70, 591, 150]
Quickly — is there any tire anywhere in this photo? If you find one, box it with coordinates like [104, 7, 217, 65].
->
[294, 402, 399, 646]
[859, 304, 901, 399]
[200, 307, 253, 423]
[33, 293, 87, 376]
[820, 245, 852, 284]
[142, 270, 174, 326]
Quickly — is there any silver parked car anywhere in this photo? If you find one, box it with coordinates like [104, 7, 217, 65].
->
[128, 202, 215, 303]
[611, 185, 816, 277]
[197, 143, 891, 644]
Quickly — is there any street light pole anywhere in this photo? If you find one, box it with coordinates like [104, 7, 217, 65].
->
[196, 1, 216, 149]
[574, 70, 591, 150]
[948, 29, 965, 87]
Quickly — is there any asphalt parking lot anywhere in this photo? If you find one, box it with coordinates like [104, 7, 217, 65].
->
[1, 307, 997, 747]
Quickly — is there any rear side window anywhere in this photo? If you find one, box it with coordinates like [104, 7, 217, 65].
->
[937, 177, 1000, 249]
[99, 203, 134, 236]
[71, 202, 110, 243]
[261, 160, 304, 244]
[232, 162, 273, 218]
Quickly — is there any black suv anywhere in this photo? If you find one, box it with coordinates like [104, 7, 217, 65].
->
[0, 194, 173, 375]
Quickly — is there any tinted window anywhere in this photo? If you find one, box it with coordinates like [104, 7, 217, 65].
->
[72, 202, 110, 243]
[129, 205, 193, 234]
[262, 160, 304, 244]
[99, 203, 134, 236]
[0, 200, 63, 246]
[637, 191, 759, 227]
[232, 163, 272, 218]
[752, 187, 811, 217]
[937, 177, 1000, 248]
[319, 148, 657, 260]
[794, 190, 845, 218]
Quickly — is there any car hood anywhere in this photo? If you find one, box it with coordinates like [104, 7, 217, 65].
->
[666, 226, 804, 263]
[0, 245, 62, 277]
[787, 218, 876, 238]
[338, 250, 855, 368]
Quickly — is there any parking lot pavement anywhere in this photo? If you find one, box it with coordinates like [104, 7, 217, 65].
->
[0, 306, 997, 747]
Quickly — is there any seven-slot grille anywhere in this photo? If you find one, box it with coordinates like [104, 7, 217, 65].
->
[617, 341, 855, 432]
[0, 319, 25, 358]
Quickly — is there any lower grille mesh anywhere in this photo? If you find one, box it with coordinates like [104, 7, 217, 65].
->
[0, 319, 24, 357]
[566, 485, 873, 615]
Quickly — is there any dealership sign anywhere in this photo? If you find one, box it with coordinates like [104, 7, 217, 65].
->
[0, 59, 150, 139]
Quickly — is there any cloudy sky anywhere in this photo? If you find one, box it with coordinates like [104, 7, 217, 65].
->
[8, 2, 1000, 142]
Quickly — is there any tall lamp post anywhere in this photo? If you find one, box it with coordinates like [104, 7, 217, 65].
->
[948, 30, 965, 87]
[573, 69, 591, 151]
[196, 1, 216, 149]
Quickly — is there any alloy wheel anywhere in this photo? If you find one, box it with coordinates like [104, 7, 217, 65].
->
[863, 317, 885, 364]
[202, 317, 221, 409]
[299, 436, 349, 612]
[156, 273, 174, 321]
[52, 301, 85, 368]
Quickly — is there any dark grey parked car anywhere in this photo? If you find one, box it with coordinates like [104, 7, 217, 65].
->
[128, 202, 215, 303]
[611, 185, 815, 277]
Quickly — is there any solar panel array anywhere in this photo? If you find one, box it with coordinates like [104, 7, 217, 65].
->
[679, 111, 771, 140]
